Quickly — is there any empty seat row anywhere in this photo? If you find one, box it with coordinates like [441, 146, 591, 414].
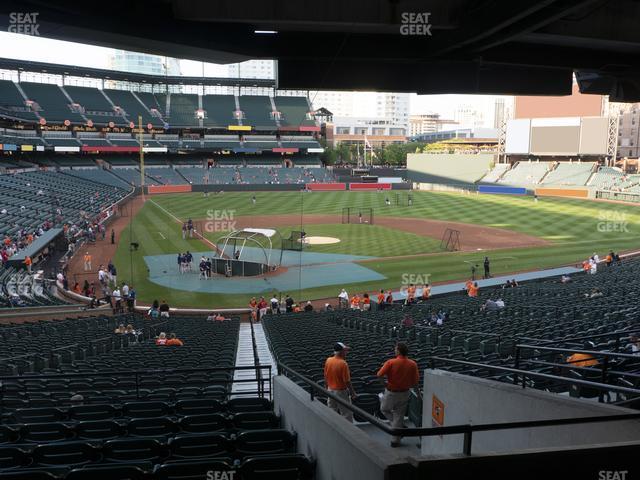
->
[8, 398, 271, 423]
[0, 412, 279, 443]
[0, 453, 314, 480]
[0, 429, 296, 469]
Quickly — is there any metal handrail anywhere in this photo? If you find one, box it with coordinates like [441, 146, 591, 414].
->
[516, 344, 640, 360]
[429, 356, 640, 396]
[277, 362, 640, 455]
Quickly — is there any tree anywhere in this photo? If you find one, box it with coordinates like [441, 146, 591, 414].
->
[321, 146, 338, 165]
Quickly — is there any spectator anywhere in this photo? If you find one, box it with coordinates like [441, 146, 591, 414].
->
[377, 342, 420, 447]
[338, 289, 349, 309]
[159, 300, 170, 318]
[323, 342, 356, 422]
[112, 286, 122, 313]
[362, 293, 371, 311]
[285, 294, 294, 313]
[561, 275, 572, 284]
[83, 252, 92, 271]
[377, 289, 385, 309]
[257, 296, 268, 320]
[166, 333, 184, 346]
[127, 286, 136, 313]
[304, 301, 314, 312]
[155, 332, 168, 345]
[626, 335, 640, 355]
[73, 282, 82, 294]
[23, 255, 32, 273]
[114, 324, 126, 334]
[270, 294, 279, 314]
[350, 293, 361, 310]
[567, 351, 598, 367]
[584, 288, 604, 299]
[420, 284, 431, 302]
[467, 282, 479, 298]
[385, 290, 394, 305]
[148, 300, 160, 319]
[206, 312, 228, 322]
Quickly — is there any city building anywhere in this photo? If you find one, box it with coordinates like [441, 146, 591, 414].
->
[310, 91, 410, 131]
[617, 105, 640, 158]
[109, 51, 181, 76]
[454, 104, 486, 129]
[514, 83, 604, 119]
[412, 127, 499, 144]
[327, 116, 407, 147]
[409, 113, 456, 137]
[227, 59, 275, 79]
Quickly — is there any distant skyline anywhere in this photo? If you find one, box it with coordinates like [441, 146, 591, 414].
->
[0, 31, 512, 127]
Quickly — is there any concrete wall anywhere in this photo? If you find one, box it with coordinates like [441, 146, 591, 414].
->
[407, 153, 495, 184]
[421, 370, 640, 456]
[273, 375, 412, 480]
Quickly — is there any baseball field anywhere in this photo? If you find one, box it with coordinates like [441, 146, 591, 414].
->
[112, 190, 640, 308]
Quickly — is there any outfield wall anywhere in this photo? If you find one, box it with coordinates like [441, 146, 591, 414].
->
[407, 153, 496, 184]
[478, 185, 527, 195]
[535, 187, 590, 198]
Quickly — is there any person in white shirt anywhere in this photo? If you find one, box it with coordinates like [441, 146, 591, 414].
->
[112, 287, 122, 313]
[270, 295, 279, 314]
[593, 253, 600, 264]
[122, 283, 129, 298]
[338, 289, 349, 309]
[98, 268, 107, 285]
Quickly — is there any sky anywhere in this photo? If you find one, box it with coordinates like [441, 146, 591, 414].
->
[0, 31, 510, 124]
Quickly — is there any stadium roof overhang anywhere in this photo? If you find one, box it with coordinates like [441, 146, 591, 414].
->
[2, 0, 640, 100]
[0, 58, 276, 88]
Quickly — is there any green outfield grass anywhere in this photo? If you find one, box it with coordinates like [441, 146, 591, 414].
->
[113, 191, 640, 308]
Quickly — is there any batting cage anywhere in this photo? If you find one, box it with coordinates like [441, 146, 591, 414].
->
[342, 208, 374, 225]
[281, 230, 306, 251]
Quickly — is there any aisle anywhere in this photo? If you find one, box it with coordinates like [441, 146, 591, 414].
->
[231, 321, 276, 398]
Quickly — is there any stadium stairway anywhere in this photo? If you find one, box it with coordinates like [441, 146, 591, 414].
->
[231, 322, 276, 398]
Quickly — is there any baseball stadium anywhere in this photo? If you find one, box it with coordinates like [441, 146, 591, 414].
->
[0, 2, 639, 480]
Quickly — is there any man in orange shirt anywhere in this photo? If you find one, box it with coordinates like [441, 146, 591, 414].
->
[324, 342, 357, 422]
[421, 284, 431, 302]
[567, 352, 598, 367]
[23, 255, 32, 273]
[350, 294, 361, 310]
[377, 342, 420, 447]
[468, 282, 479, 298]
[165, 333, 184, 346]
[84, 252, 92, 272]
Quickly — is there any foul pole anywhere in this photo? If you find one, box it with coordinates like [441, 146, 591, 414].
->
[138, 115, 145, 200]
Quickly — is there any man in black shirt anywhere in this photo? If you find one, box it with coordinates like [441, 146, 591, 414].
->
[483, 257, 491, 279]
[285, 294, 294, 313]
[159, 300, 170, 318]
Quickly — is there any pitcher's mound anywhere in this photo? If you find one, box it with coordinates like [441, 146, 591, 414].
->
[299, 236, 341, 245]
